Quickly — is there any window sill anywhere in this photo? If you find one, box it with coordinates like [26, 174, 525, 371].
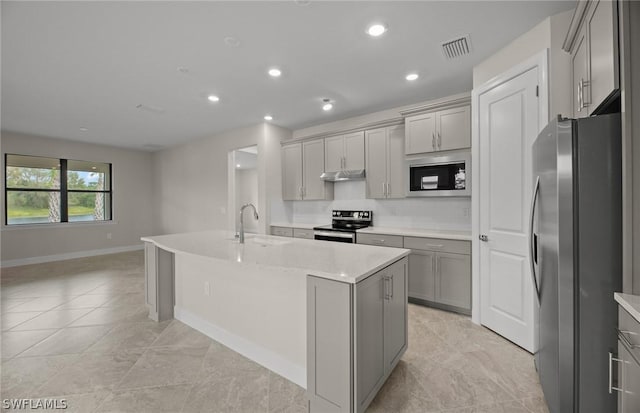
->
[1, 220, 119, 231]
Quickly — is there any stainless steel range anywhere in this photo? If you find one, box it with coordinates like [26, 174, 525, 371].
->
[313, 210, 372, 243]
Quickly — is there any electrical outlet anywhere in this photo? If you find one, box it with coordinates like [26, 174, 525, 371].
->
[106, 232, 112, 240]
[204, 281, 210, 296]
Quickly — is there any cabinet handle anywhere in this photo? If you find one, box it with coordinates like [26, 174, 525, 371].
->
[373, 238, 386, 244]
[438, 132, 442, 149]
[389, 274, 394, 298]
[432, 132, 436, 150]
[619, 329, 640, 348]
[386, 183, 391, 197]
[382, 182, 386, 197]
[609, 352, 623, 394]
[426, 244, 444, 249]
[435, 255, 439, 274]
[577, 80, 582, 112]
[579, 78, 590, 109]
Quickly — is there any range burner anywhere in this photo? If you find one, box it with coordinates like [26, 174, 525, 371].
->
[313, 210, 372, 243]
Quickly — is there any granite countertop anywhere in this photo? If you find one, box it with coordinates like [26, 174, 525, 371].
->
[142, 230, 409, 284]
[356, 226, 472, 241]
[615, 292, 640, 323]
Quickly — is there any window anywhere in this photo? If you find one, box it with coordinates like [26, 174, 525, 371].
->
[5, 154, 112, 225]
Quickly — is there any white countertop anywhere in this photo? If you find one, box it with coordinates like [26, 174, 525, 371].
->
[142, 230, 409, 284]
[270, 222, 321, 230]
[356, 226, 472, 241]
[615, 292, 640, 323]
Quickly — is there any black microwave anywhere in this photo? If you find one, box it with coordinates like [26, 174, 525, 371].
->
[405, 153, 471, 197]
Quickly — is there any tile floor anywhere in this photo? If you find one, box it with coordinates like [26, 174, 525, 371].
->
[1, 251, 549, 412]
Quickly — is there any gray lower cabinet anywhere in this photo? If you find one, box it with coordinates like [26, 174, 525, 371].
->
[144, 242, 174, 322]
[406, 237, 471, 314]
[617, 307, 640, 412]
[307, 257, 408, 413]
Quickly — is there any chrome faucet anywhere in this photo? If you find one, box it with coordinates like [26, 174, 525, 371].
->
[239, 203, 259, 244]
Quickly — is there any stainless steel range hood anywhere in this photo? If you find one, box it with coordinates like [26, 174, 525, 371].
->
[320, 169, 366, 182]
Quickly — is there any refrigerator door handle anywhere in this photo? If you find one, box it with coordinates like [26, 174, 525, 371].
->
[529, 176, 541, 302]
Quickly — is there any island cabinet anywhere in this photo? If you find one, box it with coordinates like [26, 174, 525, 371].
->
[567, 0, 619, 117]
[616, 306, 640, 412]
[144, 242, 175, 322]
[405, 236, 471, 315]
[404, 105, 470, 155]
[325, 131, 365, 172]
[365, 125, 405, 199]
[282, 139, 333, 201]
[307, 257, 408, 413]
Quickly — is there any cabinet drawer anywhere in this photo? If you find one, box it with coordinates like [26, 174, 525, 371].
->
[404, 236, 470, 255]
[357, 233, 404, 248]
[271, 226, 293, 237]
[293, 228, 314, 239]
[619, 308, 640, 361]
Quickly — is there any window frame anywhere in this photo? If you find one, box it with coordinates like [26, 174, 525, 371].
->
[4, 154, 113, 226]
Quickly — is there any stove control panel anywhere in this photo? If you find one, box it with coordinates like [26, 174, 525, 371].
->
[332, 210, 372, 221]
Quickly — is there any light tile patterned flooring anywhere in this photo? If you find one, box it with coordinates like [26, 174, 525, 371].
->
[1, 251, 549, 412]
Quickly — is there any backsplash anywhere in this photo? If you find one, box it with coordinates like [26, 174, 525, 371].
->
[271, 181, 471, 231]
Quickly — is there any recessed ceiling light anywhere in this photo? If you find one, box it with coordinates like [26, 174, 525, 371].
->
[268, 68, 282, 77]
[406, 73, 419, 81]
[322, 98, 333, 111]
[236, 164, 241, 168]
[367, 24, 387, 37]
[79, 127, 88, 132]
[208, 95, 220, 102]
[264, 115, 273, 121]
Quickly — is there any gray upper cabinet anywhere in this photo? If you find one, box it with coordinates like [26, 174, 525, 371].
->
[282, 143, 303, 200]
[281, 140, 333, 201]
[365, 125, 405, 199]
[324, 131, 365, 173]
[567, 0, 619, 117]
[405, 105, 470, 155]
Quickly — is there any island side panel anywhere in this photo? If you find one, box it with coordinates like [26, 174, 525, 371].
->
[144, 242, 175, 322]
[307, 275, 353, 413]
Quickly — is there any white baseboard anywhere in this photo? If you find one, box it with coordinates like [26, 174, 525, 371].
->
[1, 244, 144, 268]
[174, 306, 307, 389]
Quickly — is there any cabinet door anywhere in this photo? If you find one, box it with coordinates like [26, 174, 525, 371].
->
[437, 106, 471, 151]
[588, 0, 618, 114]
[386, 125, 405, 199]
[344, 131, 365, 170]
[435, 252, 471, 310]
[405, 112, 437, 155]
[365, 128, 388, 199]
[572, 26, 590, 118]
[355, 270, 385, 410]
[384, 259, 407, 372]
[281, 144, 303, 200]
[324, 135, 344, 173]
[303, 139, 327, 200]
[620, 343, 640, 413]
[408, 250, 436, 301]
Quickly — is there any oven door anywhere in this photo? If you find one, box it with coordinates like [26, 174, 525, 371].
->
[406, 152, 471, 197]
[314, 230, 355, 243]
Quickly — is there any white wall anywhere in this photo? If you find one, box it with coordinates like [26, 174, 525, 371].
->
[235, 168, 259, 233]
[286, 181, 471, 231]
[152, 123, 290, 235]
[473, 10, 573, 121]
[0, 131, 154, 264]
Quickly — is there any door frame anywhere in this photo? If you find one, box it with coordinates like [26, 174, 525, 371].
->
[471, 49, 549, 324]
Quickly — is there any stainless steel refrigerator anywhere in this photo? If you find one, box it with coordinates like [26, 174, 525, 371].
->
[531, 113, 622, 413]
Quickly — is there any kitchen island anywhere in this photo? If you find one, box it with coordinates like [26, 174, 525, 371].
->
[141, 230, 409, 413]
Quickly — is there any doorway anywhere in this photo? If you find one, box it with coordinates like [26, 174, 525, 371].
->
[230, 145, 259, 235]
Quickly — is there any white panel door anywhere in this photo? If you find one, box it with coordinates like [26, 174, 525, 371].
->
[479, 67, 539, 352]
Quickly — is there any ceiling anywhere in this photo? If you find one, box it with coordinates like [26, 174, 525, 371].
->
[2, 1, 574, 150]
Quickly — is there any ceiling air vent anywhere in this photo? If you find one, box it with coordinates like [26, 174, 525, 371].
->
[441, 35, 472, 60]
